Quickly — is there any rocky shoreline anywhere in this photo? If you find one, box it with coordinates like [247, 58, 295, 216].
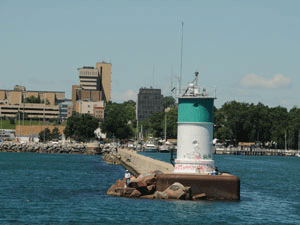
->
[0, 142, 101, 155]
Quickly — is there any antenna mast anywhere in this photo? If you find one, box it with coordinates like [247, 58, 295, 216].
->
[179, 22, 184, 95]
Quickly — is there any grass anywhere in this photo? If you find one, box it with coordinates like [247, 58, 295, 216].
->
[0, 119, 57, 130]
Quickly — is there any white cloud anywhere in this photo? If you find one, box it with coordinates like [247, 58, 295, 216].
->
[240, 74, 292, 89]
[111, 89, 137, 103]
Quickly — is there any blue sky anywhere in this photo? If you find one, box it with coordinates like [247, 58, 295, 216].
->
[1, 0, 299, 109]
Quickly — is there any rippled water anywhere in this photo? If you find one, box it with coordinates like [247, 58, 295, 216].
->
[0, 152, 299, 224]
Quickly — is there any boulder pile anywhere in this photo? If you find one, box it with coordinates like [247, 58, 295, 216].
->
[107, 171, 206, 200]
[0, 142, 100, 155]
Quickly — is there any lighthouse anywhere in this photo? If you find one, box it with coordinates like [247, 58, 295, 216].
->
[174, 72, 216, 174]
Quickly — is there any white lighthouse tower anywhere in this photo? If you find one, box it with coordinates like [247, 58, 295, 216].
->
[174, 72, 216, 174]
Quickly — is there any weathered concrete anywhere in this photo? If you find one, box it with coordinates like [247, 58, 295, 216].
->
[156, 173, 240, 201]
[117, 148, 174, 175]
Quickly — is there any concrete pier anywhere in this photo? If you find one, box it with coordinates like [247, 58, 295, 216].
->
[117, 148, 174, 175]
[114, 148, 240, 201]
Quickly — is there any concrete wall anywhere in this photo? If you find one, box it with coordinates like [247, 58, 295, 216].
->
[0, 90, 6, 101]
[24, 92, 39, 99]
[118, 148, 174, 174]
[7, 91, 22, 105]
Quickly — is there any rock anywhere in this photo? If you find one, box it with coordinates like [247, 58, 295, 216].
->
[129, 189, 142, 198]
[192, 193, 206, 200]
[147, 185, 156, 193]
[163, 182, 191, 200]
[139, 195, 154, 200]
[107, 187, 124, 197]
[123, 188, 136, 197]
[153, 191, 168, 200]
[106, 179, 126, 196]
[130, 173, 156, 188]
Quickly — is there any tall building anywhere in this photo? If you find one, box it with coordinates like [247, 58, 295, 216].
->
[78, 67, 100, 90]
[137, 87, 164, 121]
[96, 62, 111, 104]
[77, 61, 111, 103]
[71, 61, 111, 120]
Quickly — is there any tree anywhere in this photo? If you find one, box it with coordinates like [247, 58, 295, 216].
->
[24, 95, 40, 103]
[142, 106, 178, 139]
[41, 99, 50, 105]
[39, 128, 51, 142]
[64, 114, 99, 142]
[100, 101, 136, 139]
[166, 107, 178, 139]
[9, 117, 15, 125]
[148, 112, 164, 138]
[288, 107, 300, 149]
[51, 127, 60, 140]
[15, 112, 28, 121]
[269, 106, 288, 149]
[163, 96, 176, 109]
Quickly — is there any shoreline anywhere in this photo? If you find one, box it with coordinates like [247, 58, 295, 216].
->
[0, 142, 101, 155]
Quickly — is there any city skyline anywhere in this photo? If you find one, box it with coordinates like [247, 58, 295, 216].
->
[1, 0, 300, 110]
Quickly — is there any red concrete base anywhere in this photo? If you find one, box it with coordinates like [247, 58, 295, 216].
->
[156, 173, 240, 201]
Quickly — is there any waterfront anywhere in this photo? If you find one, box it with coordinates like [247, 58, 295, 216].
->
[0, 152, 299, 224]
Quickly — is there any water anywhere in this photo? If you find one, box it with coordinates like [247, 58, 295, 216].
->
[0, 152, 299, 224]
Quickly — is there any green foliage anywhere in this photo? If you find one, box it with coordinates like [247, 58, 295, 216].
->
[24, 95, 41, 104]
[9, 117, 15, 125]
[149, 112, 164, 137]
[214, 101, 300, 149]
[100, 101, 136, 139]
[51, 127, 60, 140]
[39, 127, 61, 142]
[15, 112, 28, 120]
[143, 106, 178, 139]
[41, 99, 50, 105]
[166, 107, 178, 139]
[39, 128, 52, 142]
[163, 96, 176, 109]
[64, 114, 99, 142]
[24, 95, 50, 105]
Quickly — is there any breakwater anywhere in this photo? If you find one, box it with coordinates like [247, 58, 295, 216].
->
[0, 142, 101, 155]
[214, 147, 300, 156]
[104, 149, 240, 201]
[102, 148, 174, 176]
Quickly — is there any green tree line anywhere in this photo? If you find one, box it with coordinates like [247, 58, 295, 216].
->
[63, 96, 299, 149]
[100, 97, 177, 141]
[100, 99, 300, 149]
[214, 101, 300, 149]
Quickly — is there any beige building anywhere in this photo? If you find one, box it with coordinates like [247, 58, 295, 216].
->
[78, 67, 99, 90]
[0, 85, 65, 120]
[75, 100, 104, 121]
[96, 62, 111, 103]
[76, 61, 111, 103]
[72, 85, 102, 107]
[71, 61, 111, 120]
